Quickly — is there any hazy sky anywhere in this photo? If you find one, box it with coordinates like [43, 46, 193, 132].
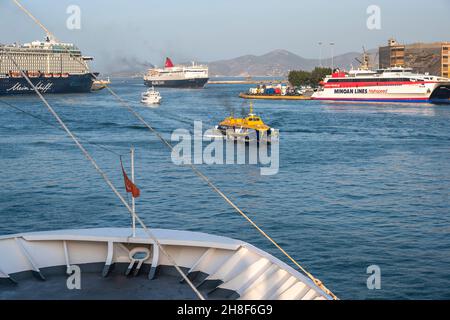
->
[1, 0, 449, 72]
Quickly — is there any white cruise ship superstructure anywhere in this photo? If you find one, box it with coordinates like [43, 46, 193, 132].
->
[0, 35, 96, 95]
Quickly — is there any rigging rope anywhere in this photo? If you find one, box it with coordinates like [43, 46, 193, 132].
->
[11, 0, 337, 300]
[12, 0, 56, 41]
[5, 52, 205, 301]
[104, 88, 338, 299]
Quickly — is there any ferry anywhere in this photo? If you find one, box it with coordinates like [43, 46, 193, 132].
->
[141, 87, 162, 105]
[0, 35, 97, 95]
[143, 57, 209, 88]
[215, 103, 279, 143]
[312, 55, 450, 103]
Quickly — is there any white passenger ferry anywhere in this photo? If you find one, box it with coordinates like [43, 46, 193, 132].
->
[144, 58, 209, 88]
[312, 57, 450, 103]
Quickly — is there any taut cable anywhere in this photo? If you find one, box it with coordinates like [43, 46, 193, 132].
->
[5, 51, 205, 300]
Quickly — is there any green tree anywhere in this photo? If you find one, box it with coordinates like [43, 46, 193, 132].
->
[311, 67, 332, 86]
[288, 70, 312, 87]
[288, 67, 332, 87]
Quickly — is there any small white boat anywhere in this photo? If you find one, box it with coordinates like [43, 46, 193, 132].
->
[141, 87, 162, 105]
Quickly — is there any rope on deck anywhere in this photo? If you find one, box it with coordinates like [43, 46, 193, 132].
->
[12, 0, 55, 41]
[11, 0, 337, 300]
[4, 51, 206, 301]
[104, 87, 338, 300]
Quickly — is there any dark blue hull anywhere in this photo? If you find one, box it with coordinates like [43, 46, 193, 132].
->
[0, 74, 95, 95]
[144, 77, 208, 88]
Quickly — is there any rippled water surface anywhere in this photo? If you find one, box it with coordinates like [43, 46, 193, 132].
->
[1, 79, 450, 299]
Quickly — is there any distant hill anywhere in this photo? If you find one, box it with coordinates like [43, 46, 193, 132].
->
[102, 57, 153, 77]
[104, 49, 378, 77]
[209, 49, 378, 77]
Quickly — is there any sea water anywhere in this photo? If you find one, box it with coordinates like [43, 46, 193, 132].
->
[1, 78, 449, 299]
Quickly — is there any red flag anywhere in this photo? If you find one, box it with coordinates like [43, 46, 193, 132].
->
[120, 159, 140, 198]
[165, 57, 174, 68]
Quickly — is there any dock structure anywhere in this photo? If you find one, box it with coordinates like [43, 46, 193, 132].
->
[239, 92, 312, 100]
[208, 79, 288, 85]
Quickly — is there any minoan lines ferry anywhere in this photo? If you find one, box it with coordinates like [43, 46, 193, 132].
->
[144, 57, 209, 88]
[312, 65, 450, 104]
[0, 36, 96, 95]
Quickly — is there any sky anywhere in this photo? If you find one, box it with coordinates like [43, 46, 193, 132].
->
[1, 0, 449, 72]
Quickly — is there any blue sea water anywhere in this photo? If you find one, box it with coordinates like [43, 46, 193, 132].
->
[1, 78, 450, 299]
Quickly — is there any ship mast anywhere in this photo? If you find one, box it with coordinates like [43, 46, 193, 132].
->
[12, 0, 58, 42]
[131, 147, 136, 237]
[360, 47, 370, 70]
[249, 101, 254, 115]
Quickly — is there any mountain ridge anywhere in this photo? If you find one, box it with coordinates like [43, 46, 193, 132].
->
[208, 49, 376, 77]
[104, 49, 377, 77]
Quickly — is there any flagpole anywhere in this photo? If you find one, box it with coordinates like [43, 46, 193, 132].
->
[131, 147, 136, 237]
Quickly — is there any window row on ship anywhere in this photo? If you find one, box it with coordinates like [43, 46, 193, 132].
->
[327, 78, 425, 83]
[0, 54, 87, 74]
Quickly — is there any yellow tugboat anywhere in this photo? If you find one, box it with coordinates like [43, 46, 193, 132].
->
[215, 102, 279, 143]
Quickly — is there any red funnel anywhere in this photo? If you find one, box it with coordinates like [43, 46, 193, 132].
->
[165, 57, 174, 68]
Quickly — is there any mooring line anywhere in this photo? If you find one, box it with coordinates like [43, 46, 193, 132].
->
[11, 0, 337, 299]
[5, 52, 205, 300]
[104, 86, 338, 299]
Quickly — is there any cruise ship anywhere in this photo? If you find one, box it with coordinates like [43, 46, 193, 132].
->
[0, 36, 96, 95]
[312, 56, 450, 103]
[144, 57, 209, 88]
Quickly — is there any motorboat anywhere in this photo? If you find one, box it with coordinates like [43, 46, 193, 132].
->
[141, 87, 162, 105]
[215, 102, 279, 143]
